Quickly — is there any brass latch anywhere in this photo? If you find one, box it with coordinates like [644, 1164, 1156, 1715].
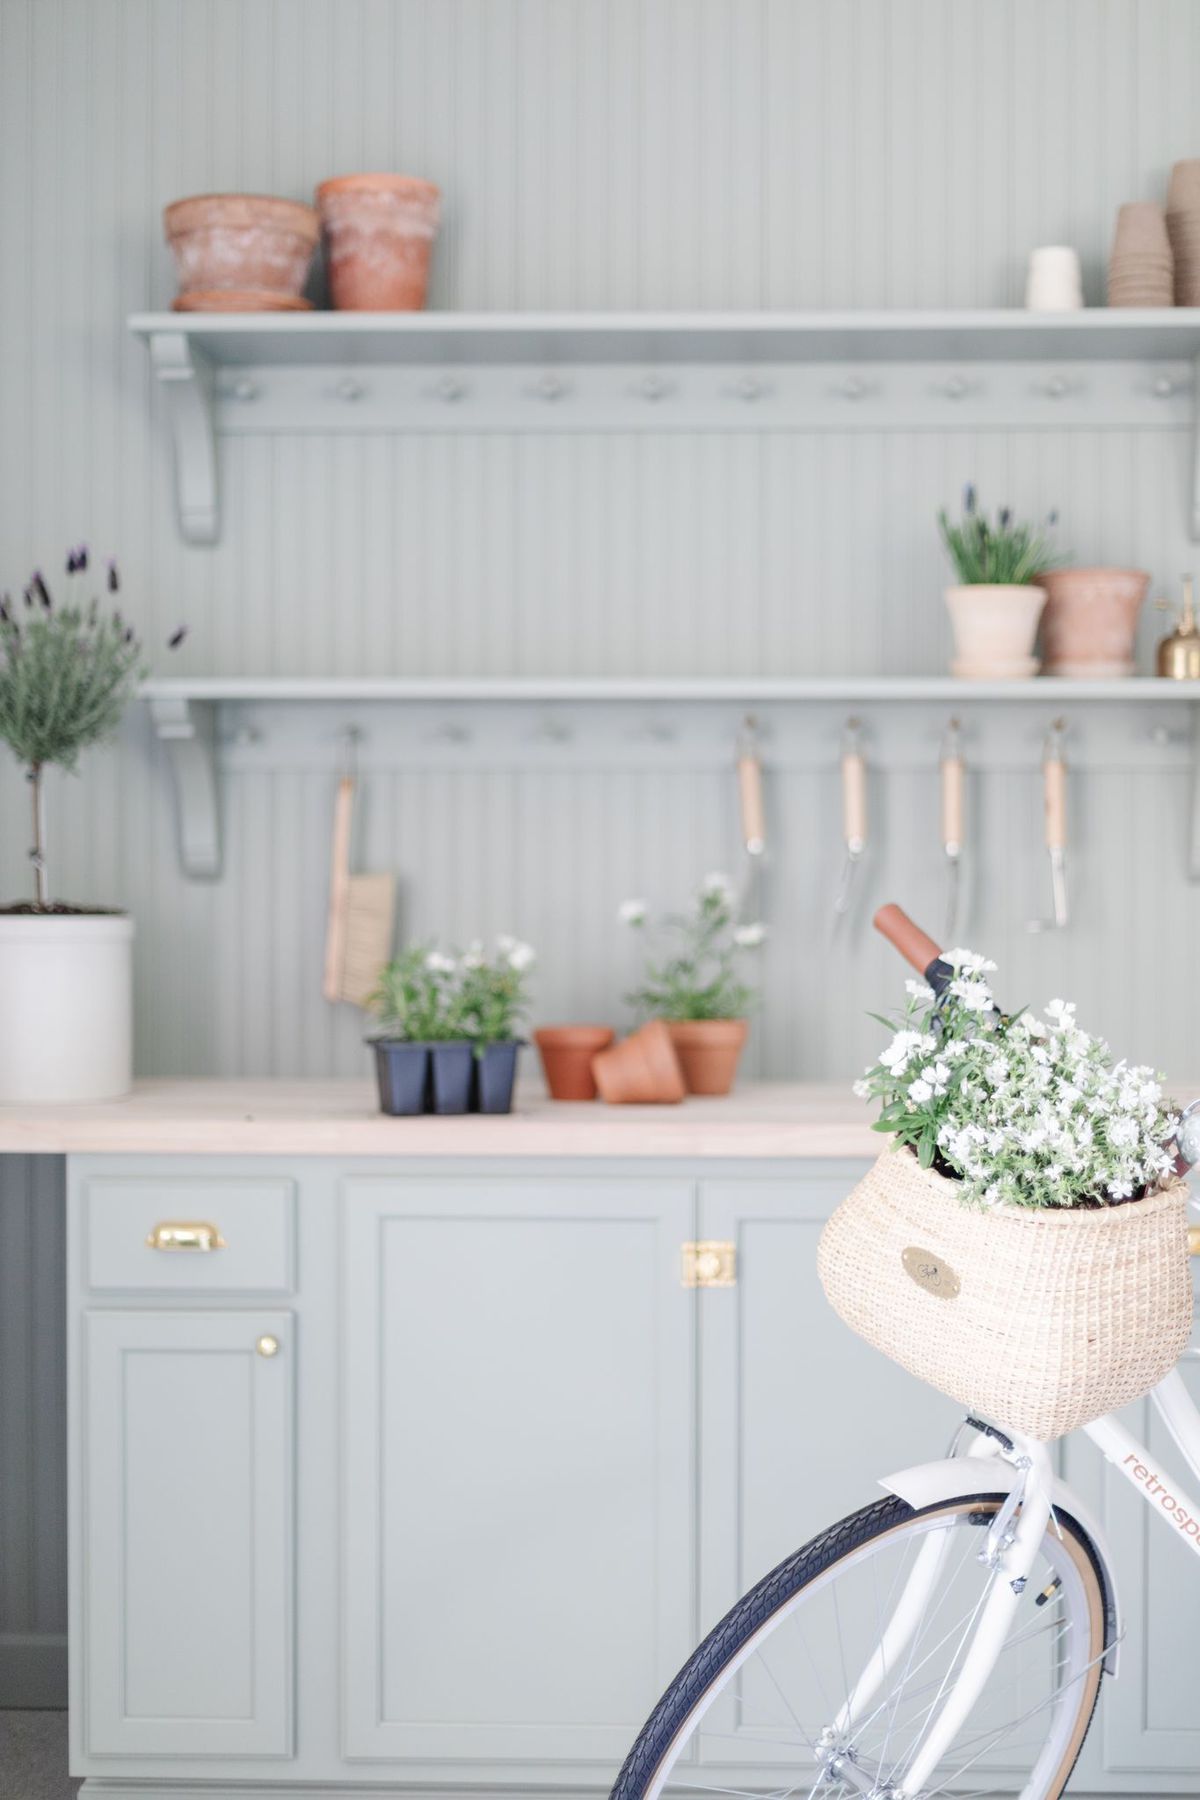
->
[681, 1241, 736, 1288]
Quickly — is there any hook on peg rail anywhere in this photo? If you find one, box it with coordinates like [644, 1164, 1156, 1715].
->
[429, 720, 472, 744]
[940, 374, 969, 402]
[636, 373, 671, 403]
[730, 374, 766, 403]
[433, 374, 466, 403]
[530, 371, 568, 402]
[839, 374, 868, 402]
[1041, 375, 1070, 400]
[336, 376, 364, 402]
[232, 377, 258, 403]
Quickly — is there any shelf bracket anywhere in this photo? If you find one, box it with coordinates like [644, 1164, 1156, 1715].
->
[149, 331, 218, 545]
[149, 696, 221, 879]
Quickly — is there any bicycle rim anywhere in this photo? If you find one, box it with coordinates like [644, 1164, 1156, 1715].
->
[614, 1494, 1107, 1800]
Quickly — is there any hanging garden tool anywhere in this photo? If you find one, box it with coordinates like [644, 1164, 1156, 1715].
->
[735, 715, 767, 923]
[940, 718, 966, 943]
[833, 718, 867, 923]
[323, 729, 397, 1006]
[1027, 719, 1069, 933]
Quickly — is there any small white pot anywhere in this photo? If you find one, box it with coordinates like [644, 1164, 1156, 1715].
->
[0, 914, 133, 1102]
[945, 583, 1047, 679]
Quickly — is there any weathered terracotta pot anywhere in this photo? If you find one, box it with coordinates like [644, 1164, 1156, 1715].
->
[592, 1020, 686, 1106]
[316, 174, 440, 310]
[664, 1019, 748, 1095]
[1039, 567, 1150, 677]
[534, 1025, 615, 1101]
[163, 195, 318, 305]
[945, 584, 1047, 679]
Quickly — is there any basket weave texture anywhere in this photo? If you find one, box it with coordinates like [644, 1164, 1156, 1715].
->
[818, 1147, 1193, 1440]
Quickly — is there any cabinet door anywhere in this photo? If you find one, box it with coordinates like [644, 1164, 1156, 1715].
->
[81, 1310, 293, 1758]
[696, 1173, 965, 1770]
[341, 1177, 695, 1766]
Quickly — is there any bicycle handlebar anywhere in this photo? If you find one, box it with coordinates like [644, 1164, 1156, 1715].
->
[873, 904, 943, 977]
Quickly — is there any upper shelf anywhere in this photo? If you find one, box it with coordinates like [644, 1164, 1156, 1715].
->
[141, 674, 1197, 704]
[129, 308, 1200, 546]
[130, 307, 1200, 365]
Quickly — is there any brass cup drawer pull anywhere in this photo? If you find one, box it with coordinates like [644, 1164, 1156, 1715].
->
[145, 1221, 227, 1253]
[1189, 1224, 1200, 1258]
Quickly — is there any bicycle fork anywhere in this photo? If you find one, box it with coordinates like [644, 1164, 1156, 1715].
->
[818, 1432, 1055, 1799]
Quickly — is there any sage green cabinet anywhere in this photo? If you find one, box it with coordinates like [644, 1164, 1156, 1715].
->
[64, 1155, 1200, 1797]
[340, 1176, 696, 1767]
[79, 1307, 294, 1759]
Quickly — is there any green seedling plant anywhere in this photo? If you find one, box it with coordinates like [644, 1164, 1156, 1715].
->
[620, 872, 764, 1022]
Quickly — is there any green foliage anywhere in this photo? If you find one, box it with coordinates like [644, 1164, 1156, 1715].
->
[938, 486, 1061, 586]
[622, 874, 762, 1022]
[368, 937, 535, 1046]
[0, 589, 142, 773]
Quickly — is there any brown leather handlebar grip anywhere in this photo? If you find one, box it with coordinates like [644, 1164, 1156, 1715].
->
[873, 904, 942, 977]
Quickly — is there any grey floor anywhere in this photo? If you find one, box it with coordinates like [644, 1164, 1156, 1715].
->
[0, 1714, 74, 1800]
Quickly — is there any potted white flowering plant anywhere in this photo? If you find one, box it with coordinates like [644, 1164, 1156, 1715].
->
[619, 872, 764, 1095]
[819, 942, 1194, 1440]
[0, 548, 184, 1102]
[368, 935, 534, 1115]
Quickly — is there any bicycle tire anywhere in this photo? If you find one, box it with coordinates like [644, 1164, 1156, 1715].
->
[611, 1491, 1110, 1800]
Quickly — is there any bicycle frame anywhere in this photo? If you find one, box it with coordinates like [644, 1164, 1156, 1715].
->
[857, 1361, 1200, 1797]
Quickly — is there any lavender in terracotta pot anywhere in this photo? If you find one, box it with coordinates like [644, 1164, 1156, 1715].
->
[938, 488, 1061, 679]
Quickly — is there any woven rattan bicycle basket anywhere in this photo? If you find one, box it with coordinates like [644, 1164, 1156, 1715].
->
[818, 1147, 1193, 1440]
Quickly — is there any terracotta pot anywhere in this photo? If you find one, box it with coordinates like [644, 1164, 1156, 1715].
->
[944, 584, 1047, 679]
[534, 1025, 615, 1101]
[664, 1019, 748, 1096]
[316, 174, 440, 310]
[591, 1020, 686, 1106]
[163, 195, 318, 304]
[1039, 566, 1150, 677]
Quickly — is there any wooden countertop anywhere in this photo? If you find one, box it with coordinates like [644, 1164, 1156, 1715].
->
[0, 1079, 880, 1159]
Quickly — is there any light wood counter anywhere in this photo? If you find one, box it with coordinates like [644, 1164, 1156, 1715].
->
[0, 1078, 878, 1158]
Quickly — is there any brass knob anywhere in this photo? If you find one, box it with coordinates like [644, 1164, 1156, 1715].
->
[256, 1334, 280, 1359]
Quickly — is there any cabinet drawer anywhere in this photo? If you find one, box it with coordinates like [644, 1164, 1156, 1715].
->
[84, 1176, 294, 1292]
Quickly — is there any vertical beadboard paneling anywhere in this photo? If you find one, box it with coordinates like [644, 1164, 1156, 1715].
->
[2, 8, 1200, 1687]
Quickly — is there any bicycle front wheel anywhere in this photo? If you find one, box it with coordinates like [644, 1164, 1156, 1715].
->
[611, 1492, 1109, 1800]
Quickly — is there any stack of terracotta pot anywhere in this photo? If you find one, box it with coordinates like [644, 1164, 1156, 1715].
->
[163, 174, 440, 312]
[1107, 202, 1173, 307]
[535, 1019, 748, 1103]
[1167, 160, 1200, 306]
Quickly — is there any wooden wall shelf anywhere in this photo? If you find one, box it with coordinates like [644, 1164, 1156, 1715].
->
[129, 309, 1200, 545]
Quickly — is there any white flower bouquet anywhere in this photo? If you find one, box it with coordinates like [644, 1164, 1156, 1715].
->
[820, 948, 1193, 1438]
[854, 949, 1177, 1211]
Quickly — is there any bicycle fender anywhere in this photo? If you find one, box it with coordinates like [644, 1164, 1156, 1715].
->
[879, 1456, 1121, 1676]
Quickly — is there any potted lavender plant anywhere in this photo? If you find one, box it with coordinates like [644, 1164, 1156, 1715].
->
[0, 550, 182, 1102]
[939, 488, 1060, 678]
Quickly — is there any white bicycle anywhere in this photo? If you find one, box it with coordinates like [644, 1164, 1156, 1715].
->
[611, 927, 1200, 1800]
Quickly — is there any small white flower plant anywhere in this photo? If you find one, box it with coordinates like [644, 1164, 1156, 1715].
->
[855, 949, 1178, 1211]
[619, 872, 765, 1022]
[369, 935, 535, 1049]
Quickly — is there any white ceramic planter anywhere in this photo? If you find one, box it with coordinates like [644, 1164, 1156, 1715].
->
[945, 583, 1047, 679]
[0, 914, 133, 1102]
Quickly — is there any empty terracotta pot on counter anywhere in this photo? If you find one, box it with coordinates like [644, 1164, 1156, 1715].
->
[163, 194, 319, 308]
[1039, 567, 1150, 676]
[534, 1025, 615, 1101]
[664, 1019, 748, 1095]
[592, 1020, 686, 1106]
[316, 174, 440, 310]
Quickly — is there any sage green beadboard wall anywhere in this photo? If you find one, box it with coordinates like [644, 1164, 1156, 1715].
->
[1, 0, 1199, 1083]
[3, 0, 1200, 1717]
